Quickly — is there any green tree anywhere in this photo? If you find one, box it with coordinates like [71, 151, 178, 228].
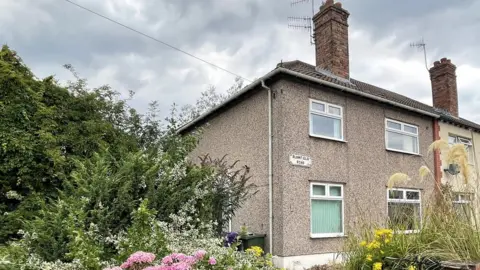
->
[0, 45, 162, 242]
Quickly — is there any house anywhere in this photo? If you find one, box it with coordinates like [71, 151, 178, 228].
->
[429, 59, 480, 217]
[178, 1, 478, 268]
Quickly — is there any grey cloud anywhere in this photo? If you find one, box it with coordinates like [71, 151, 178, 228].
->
[0, 0, 478, 123]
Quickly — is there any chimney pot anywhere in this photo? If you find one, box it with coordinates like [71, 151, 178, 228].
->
[313, 1, 350, 79]
[429, 58, 458, 117]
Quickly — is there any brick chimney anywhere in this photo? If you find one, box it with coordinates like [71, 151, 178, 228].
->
[429, 58, 458, 117]
[313, 0, 350, 79]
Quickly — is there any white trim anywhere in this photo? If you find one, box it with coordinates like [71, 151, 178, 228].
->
[386, 148, 421, 156]
[177, 67, 441, 134]
[453, 192, 474, 204]
[385, 118, 420, 155]
[309, 134, 348, 143]
[309, 99, 344, 141]
[386, 188, 422, 232]
[310, 183, 345, 238]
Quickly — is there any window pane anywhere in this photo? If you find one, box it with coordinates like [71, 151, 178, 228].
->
[448, 136, 457, 145]
[388, 202, 421, 230]
[311, 200, 342, 234]
[388, 190, 403, 199]
[453, 203, 472, 222]
[387, 131, 418, 153]
[312, 185, 326, 196]
[328, 106, 341, 116]
[387, 121, 402, 130]
[406, 191, 420, 200]
[311, 102, 325, 112]
[330, 186, 341, 196]
[404, 125, 418, 134]
[311, 114, 342, 139]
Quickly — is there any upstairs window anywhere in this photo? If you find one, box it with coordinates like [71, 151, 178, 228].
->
[449, 135, 475, 165]
[387, 188, 421, 233]
[309, 99, 343, 140]
[385, 119, 419, 154]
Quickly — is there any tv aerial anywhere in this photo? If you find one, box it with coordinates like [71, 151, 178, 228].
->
[288, 0, 317, 45]
[410, 37, 429, 71]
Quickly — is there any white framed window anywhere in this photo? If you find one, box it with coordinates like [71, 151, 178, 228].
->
[449, 135, 475, 165]
[310, 183, 344, 238]
[453, 192, 473, 221]
[309, 99, 343, 141]
[385, 119, 419, 154]
[387, 188, 421, 233]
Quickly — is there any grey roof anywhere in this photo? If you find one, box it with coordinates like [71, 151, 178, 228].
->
[280, 60, 480, 131]
[178, 60, 480, 133]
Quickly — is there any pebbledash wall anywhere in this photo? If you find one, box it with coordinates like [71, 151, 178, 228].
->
[187, 87, 272, 244]
[186, 75, 436, 269]
[270, 78, 435, 269]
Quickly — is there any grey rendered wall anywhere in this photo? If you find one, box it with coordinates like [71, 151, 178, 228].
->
[271, 79, 435, 257]
[188, 88, 271, 247]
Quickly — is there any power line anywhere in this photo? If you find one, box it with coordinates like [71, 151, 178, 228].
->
[62, 0, 252, 82]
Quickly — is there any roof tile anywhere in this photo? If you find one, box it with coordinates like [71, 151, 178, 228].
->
[280, 60, 480, 131]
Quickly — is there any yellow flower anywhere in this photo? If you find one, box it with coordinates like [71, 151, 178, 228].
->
[408, 266, 416, 270]
[360, 240, 367, 247]
[366, 254, 373, 262]
[366, 240, 381, 250]
[373, 262, 382, 270]
[246, 246, 263, 257]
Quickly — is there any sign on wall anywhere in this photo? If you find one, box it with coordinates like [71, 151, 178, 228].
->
[289, 154, 312, 167]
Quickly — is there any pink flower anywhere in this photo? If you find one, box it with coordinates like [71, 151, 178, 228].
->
[162, 255, 173, 265]
[103, 267, 123, 270]
[171, 262, 190, 270]
[144, 266, 170, 270]
[185, 256, 197, 264]
[193, 250, 206, 260]
[121, 251, 156, 269]
[208, 257, 216, 265]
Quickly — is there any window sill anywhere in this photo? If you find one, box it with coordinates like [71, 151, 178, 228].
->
[310, 233, 346, 239]
[386, 148, 421, 156]
[309, 134, 347, 143]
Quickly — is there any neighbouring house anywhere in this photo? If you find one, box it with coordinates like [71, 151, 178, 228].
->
[178, 1, 477, 268]
[429, 58, 480, 218]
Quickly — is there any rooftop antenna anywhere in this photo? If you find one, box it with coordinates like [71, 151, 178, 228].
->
[410, 37, 429, 72]
[288, 0, 316, 45]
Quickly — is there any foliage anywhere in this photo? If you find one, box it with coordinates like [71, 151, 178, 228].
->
[107, 245, 277, 270]
[177, 77, 243, 126]
[344, 140, 480, 269]
[0, 45, 162, 242]
[0, 45, 258, 269]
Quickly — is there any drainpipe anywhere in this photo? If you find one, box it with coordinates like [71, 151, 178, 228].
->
[261, 80, 273, 254]
[433, 119, 442, 192]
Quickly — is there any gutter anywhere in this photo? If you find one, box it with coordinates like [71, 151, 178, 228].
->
[178, 67, 439, 134]
[261, 80, 274, 254]
[177, 69, 282, 133]
[277, 68, 440, 119]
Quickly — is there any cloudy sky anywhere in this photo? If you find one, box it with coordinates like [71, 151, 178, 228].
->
[1, 0, 479, 122]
